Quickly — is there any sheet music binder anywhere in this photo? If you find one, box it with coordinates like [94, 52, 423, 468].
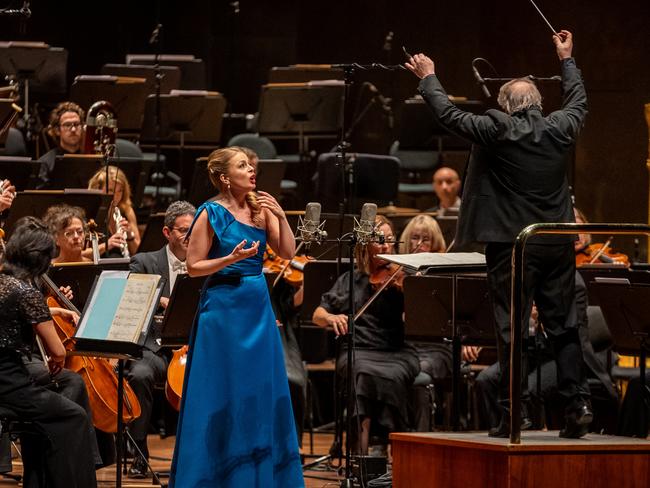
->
[74, 271, 165, 359]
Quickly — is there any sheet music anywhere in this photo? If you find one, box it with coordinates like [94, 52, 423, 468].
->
[107, 274, 161, 342]
[377, 252, 486, 271]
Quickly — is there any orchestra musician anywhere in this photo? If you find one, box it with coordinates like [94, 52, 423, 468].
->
[42, 203, 125, 264]
[313, 215, 419, 455]
[406, 29, 592, 437]
[426, 167, 461, 216]
[37, 101, 85, 189]
[399, 214, 481, 430]
[0, 217, 97, 487]
[88, 165, 141, 257]
[125, 200, 196, 478]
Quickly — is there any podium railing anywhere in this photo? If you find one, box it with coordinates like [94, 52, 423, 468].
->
[510, 222, 650, 444]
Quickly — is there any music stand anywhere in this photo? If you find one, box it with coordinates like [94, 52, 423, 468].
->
[140, 92, 225, 145]
[3, 189, 112, 237]
[0, 42, 67, 102]
[316, 152, 399, 214]
[47, 260, 131, 311]
[579, 266, 650, 306]
[70, 75, 149, 137]
[126, 54, 207, 90]
[268, 65, 344, 84]
[138, 212, 166, 253]
[0, 157, 40, 190]
[257, 83, 343, 160]
[73, 270, 165, 488]
[159, 274, 208, 347]
[383, 252, 488, 430]
[593, 280, 650, 431]
[101, 63, 182, 94]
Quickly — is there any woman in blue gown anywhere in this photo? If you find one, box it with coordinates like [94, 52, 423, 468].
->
[170, 147, 304, 487]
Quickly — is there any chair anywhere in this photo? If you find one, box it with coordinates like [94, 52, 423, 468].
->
[0, 128, 26, 156]
[114, 138, 180, 206]
[389, 140, 438, 193]
[316, 152, 399, 213]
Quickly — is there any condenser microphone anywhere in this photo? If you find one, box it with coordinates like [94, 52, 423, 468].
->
[354, 203, 380, 245]
[298, 202, 327, 247]
[472, 62, 491, 98]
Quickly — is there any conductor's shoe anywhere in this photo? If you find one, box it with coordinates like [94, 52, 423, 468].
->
[128, 456, 148, 479]
[559, 403, 593, 439]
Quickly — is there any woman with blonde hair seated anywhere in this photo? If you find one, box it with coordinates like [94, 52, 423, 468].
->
[88, 166, 140, 257]
[399, 214, 481, 430]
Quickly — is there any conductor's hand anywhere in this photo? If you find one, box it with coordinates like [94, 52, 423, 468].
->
[326, 313, 349, 336]
[405, 54, 436, 79]
[553, 30, 573, 60]
[229, 239, 260, 263]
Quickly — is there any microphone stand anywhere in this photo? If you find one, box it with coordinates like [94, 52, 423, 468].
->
[327, 60, 403, 488]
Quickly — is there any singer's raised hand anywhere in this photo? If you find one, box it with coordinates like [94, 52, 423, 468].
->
[229, 239, 260, 263]
[553, 29, 573, 60]
[256, 190, 285, 219]
[405, 53, 436, 79]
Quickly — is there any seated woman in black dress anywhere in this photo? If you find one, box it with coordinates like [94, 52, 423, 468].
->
[312, 215, 419, 454]
[0, 217, 97, 487]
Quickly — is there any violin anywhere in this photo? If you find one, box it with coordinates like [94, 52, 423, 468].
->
[165, 345, 188, 411]
[263, 245, 312, 287]
[40, 274, 142, 433]
[369, 263, 406, 291]
[575, 239, 629, 267]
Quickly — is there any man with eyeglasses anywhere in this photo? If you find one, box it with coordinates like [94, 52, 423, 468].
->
[125, 200, 196, 478]
[37, 101, 85, 189]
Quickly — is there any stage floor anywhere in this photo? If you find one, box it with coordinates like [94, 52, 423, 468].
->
[391, 430, 650, 488]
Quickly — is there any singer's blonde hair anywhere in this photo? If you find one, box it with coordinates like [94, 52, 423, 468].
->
[354, 214, 393, 276]
[206, 147, 261, 224]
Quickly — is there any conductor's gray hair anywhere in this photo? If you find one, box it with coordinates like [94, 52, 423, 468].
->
[497, 77, 543, 114]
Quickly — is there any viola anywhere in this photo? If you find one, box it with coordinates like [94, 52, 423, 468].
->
[263, 246, 312, 287]
[165, 345, 188, 411]
[575, 242, 629, 267]
[41, 274, 142, 433]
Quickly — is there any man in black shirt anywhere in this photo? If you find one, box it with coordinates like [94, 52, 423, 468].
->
[406, 30, 592, 438]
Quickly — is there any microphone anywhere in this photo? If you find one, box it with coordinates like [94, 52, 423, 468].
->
[471, 63, 491, 98]
[354, 203, 382, 245]
[365, 82, 394, 128]
[297, 202, 327, 247]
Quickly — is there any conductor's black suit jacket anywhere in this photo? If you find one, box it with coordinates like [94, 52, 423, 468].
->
[418, 58, 587, 247]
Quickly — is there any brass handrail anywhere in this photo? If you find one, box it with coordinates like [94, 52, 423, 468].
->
[510, 222, 650, 444]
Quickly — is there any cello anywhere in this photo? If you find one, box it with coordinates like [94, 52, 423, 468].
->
[40, 273, 142, 432]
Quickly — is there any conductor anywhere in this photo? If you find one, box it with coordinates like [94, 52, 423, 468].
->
[405, 30, 592, 438]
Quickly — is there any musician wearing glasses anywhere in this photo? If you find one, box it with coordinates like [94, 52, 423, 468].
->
[42, 204, 125, 264]
[37, 101, 85, 189]
[125, 200, 195, 479]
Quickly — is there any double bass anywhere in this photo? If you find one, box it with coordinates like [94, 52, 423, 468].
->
[40, 274, 141, 432]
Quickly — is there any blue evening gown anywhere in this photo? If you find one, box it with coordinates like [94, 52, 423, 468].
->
[170, 201, 304, 488]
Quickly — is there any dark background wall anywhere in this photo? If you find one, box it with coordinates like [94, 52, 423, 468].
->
[2, 0, 649, 256]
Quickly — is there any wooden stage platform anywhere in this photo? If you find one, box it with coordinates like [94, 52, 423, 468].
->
[391, 430, 650, 488]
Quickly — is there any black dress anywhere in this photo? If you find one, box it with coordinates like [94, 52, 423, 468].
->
[0, 273, 97, 488]
[319, 270, 419, 432]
